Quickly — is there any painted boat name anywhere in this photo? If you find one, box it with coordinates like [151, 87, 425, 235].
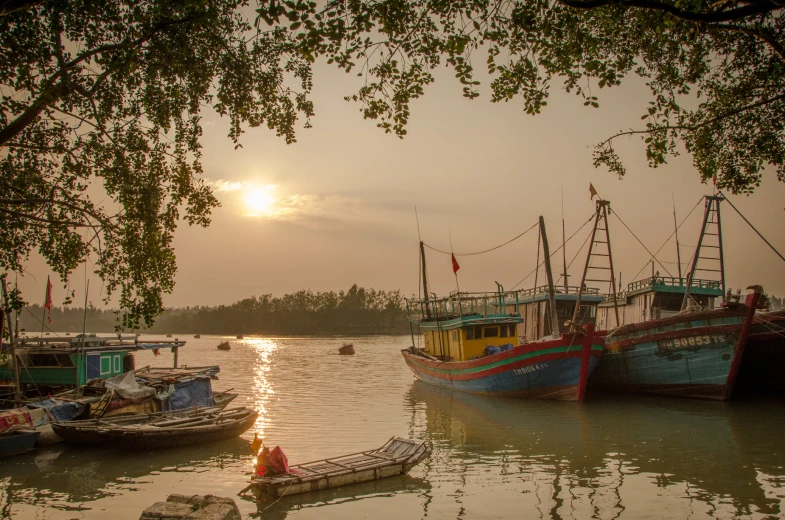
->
[659, 334, 728, 350]
[513, 364, 548, 375]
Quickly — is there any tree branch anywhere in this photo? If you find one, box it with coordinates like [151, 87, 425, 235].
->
[559, 0, 781, 23]
[598, 91, 785, 146]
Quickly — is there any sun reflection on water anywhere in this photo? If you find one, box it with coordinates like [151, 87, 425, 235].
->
[249, 338, 278, 439]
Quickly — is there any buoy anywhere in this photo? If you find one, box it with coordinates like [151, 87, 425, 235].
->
[339, 343, 355, 355]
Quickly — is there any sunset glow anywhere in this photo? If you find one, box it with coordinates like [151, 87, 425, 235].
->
[244, 185, 276, 215]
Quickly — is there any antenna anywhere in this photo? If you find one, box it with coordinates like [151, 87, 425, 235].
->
[561, 187, 568, 291]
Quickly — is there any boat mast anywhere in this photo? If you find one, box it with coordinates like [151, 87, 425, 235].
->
[419, 241, 432, 320]
[672, 193, 683, 282]
[1, 274, 22, 406]
[561, 188, 568, 291]
[681, 195, 726, 310]
[539, 217, 561, 337]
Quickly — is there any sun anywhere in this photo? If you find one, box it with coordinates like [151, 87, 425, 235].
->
[244, 185, 276, 215]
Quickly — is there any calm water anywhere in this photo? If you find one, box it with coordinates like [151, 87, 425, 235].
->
[1, 335, 784, 519]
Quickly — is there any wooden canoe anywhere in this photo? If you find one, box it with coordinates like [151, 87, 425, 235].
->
[240, 437, 430, 500]
[100, 407, 257, 450]
[51, 395, 240, 446]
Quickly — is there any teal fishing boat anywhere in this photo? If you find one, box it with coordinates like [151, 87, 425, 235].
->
[0, 334, 185, 391]
[586, 195, 768, 399]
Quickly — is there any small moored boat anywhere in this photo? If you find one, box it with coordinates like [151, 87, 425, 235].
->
[236, 334, 244, 339]
[217, 341, 231, 351]
[100, 407, 257, 450]
[338, 343, 354, 355]
[194, 334, 201, 338]
[0, 430, 41, 458]
[239, 437, 430, 499]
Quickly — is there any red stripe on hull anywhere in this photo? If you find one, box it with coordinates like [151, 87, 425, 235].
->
[402, 350, 601, 382]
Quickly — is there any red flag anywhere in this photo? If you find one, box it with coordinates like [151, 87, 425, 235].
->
[451, 253, 460, 274]
[589, 183, 598, 200]
[44, 276, 53, 323]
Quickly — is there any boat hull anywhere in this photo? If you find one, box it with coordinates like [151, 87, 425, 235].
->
[591, 308, 750, 400]
[401, 334, 603, 401]
[737, 310, 785, 393]
[0, 430, 41, 458]
[103, 409, 257, 450]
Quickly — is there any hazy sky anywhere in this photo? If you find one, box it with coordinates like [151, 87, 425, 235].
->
[16, 60, 785, 309]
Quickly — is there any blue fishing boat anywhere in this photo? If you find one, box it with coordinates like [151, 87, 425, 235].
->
[402, 217, 604, 401]
[591, 292, 760, 400]
[588, 194, 773, 399]
[0, 429, 41, 458]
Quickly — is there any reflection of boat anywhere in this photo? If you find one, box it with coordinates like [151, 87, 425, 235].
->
[241, 437, 430, 499]
[408, 381, 780, 517]
[405, 217, 603, 401]
[338, 344, 354, 355]
[98, 407, 257, 450]
[0, 429, 41, 458]
[217, 341, 231, 351]
[2, 437, 251, 506]
[245, 474, 430, 520]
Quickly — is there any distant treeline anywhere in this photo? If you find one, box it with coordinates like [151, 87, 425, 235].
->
[15, 285, 413, 336]
[12, 288, 785, 336]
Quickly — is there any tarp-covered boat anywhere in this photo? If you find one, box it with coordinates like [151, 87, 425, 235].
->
[240, 437, 430, 499]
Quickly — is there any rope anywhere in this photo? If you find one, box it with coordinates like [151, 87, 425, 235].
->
[719, 192, 785, 264]
[423, 221, 538, 256]
[628, 197, 704, 283]
[511, 213, 595, 290]
[611, 209, 674, 278]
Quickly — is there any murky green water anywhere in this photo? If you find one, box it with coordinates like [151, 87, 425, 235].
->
[1, 335, 784, 519]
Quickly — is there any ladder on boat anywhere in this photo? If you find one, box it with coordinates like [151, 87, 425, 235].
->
[681, 196, 726, 310]
[573, 200, 620, 327]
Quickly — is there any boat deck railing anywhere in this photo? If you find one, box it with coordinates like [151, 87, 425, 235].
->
[514, 285, 600, 300]
[599, 276, 723, 304]
[406, 290, 523, 322]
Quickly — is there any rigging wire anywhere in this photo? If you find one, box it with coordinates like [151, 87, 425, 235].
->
[719, 192, 785, 264]
[627, 196, 704, 283]
[423, 221, 538, 256]
[611, 209, 674, 278]
[510, 213, 596, 290]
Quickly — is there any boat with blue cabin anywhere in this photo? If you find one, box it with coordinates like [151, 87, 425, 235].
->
[402, 217, 604, 401]
[0, 334, 185, 394]
[587, 195, 765, 399]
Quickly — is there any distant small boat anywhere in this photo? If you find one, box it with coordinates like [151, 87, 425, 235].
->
[194, 334, 201, 338]
[166, 334, 172, 338]
[236, 334, 244, 339]
[338, 343, 355, 355]
[0, 430, 41, 458]
[65, 333, 71, 336]
[240, 437, 430, 500]
[217, 341, 231, 351]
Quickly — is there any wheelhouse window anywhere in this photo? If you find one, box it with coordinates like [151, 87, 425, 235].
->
[465, 328, 475, 340]
[484, 326, 499, 338]
[500, 325, 509, 338]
